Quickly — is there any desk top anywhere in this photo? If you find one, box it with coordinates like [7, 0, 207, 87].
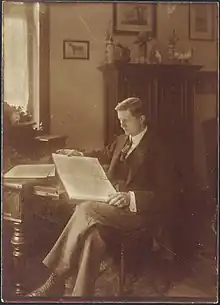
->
[34, 134, 67, 142]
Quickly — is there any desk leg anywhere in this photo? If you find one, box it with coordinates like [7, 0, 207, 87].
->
[11, 222, 25, 296]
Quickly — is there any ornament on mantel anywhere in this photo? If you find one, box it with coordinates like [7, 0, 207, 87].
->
[134, 31, 153, 64]
[166, 3, 179, 63]
[114, 42, 131, 62]
[105, 37, 115, 63]
[167, 29, 179, 62]
[173, 48, 194, 64]
[104, 25, 115, 64]
[149, 49, 162, 64]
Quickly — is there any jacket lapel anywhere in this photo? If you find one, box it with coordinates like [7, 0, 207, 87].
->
[126, 130, 153, 185]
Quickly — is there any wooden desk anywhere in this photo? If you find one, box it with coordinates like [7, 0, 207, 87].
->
[3, 178, 66, 296]
[3, 134, 68, 296]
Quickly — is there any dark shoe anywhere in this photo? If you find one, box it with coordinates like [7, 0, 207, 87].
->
[26, 273, 65, 297]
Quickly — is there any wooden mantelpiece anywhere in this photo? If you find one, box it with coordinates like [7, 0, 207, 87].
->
[98, 62, 202, 73]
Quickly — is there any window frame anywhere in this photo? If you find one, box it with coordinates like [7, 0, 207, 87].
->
[3, 2, 50, 133]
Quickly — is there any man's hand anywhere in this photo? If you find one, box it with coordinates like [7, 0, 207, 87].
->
[108, 192, 130, 208]
[56, 149, 83, 157]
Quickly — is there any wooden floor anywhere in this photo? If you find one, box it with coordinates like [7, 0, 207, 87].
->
[2, 243, 217, 303]
[2, 201, 217, 302]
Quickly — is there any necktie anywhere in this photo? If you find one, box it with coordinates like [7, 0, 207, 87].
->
[120, 137, 133, 161]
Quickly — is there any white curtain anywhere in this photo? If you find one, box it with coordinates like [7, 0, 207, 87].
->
[32, 3, 40, 127]
[3, 6, 29, 109]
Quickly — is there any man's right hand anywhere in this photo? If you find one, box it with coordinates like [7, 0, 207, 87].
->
[56, 149, 83, 157]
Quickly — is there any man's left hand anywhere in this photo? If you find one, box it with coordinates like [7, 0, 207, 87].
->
[108, 192, 130, 208]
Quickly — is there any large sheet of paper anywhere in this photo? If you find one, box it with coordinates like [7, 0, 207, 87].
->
[4, 164, 55, 179]
[52, 154, 116, 202]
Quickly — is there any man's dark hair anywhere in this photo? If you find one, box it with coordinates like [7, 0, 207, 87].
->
[115, 97, 145, 118]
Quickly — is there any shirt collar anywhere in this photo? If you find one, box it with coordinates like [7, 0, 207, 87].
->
[130, 126, 148, 145]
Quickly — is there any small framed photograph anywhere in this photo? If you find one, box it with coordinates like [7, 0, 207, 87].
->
[63, 40, 90, 60]
[189, 3, 214, 40]
[113, 3, 156, 36]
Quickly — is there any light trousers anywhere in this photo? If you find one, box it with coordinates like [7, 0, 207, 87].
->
[43, 200, 147, 296]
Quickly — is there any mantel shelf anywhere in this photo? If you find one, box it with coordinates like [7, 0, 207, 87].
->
[98, 62, 203, 73]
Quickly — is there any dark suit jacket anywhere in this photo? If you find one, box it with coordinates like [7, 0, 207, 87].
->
[86, 128, 176, 243]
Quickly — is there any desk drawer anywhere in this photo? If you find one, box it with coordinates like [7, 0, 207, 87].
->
[3, 190, 23, 223]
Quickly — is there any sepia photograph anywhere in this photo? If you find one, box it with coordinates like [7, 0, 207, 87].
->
[1, 1, 218, 304]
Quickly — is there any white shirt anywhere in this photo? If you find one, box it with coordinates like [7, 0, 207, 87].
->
[127, 126, 148, 212]
[126, 126, 148, 158]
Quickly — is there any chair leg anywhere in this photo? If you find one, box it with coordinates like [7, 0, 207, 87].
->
[119, 243, 125, 296]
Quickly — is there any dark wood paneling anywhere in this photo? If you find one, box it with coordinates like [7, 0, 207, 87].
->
[195, 71, 217, 94]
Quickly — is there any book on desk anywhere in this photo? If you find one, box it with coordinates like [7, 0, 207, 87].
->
[3, 164, 64, 198]
[4, 164, 56, 179]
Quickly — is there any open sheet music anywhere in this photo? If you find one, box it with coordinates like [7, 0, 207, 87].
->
[52, 154, 116, 202]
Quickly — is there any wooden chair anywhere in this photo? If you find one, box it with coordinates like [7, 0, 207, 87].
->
[100, 226, 153, 296]
[118, 228, 153, 296]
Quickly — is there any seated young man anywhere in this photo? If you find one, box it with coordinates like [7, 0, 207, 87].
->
[27, 97, 175, 297]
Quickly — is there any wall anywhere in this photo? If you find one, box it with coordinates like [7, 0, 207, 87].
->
[49, 3, 112, 151]
[49, 3, 218, 185]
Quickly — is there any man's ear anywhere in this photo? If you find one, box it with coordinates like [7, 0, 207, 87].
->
[140, 115, 146, 125]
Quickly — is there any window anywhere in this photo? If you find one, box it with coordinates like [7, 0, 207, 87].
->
[3, 5, 29, 109]
[3, 2, 41, 127]
[3, 8, 29, 109]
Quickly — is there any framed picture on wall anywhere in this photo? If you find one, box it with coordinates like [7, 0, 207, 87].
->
[189, 3, 214, 40]
[113, 3, 156, 36]
[63, 40, 90, 60]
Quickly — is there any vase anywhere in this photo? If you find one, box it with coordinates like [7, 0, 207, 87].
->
[167, 29, 178, 63]
[167, 42, 177, 63]
[138, 44, 148, 64]
[105, 39, 115, 63]
[131, 44, 139, 63]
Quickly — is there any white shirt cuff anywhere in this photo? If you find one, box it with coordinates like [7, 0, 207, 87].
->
[129, 191, 137, 213]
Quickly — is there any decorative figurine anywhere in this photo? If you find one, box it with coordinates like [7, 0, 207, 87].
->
[134, 31, 152, 64]
[115, 42, 131, 62]
[173, 48, 194, 64]
[149, 49, 162, 64]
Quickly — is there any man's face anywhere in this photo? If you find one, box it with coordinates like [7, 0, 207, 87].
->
[117, 110, 144, 136]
